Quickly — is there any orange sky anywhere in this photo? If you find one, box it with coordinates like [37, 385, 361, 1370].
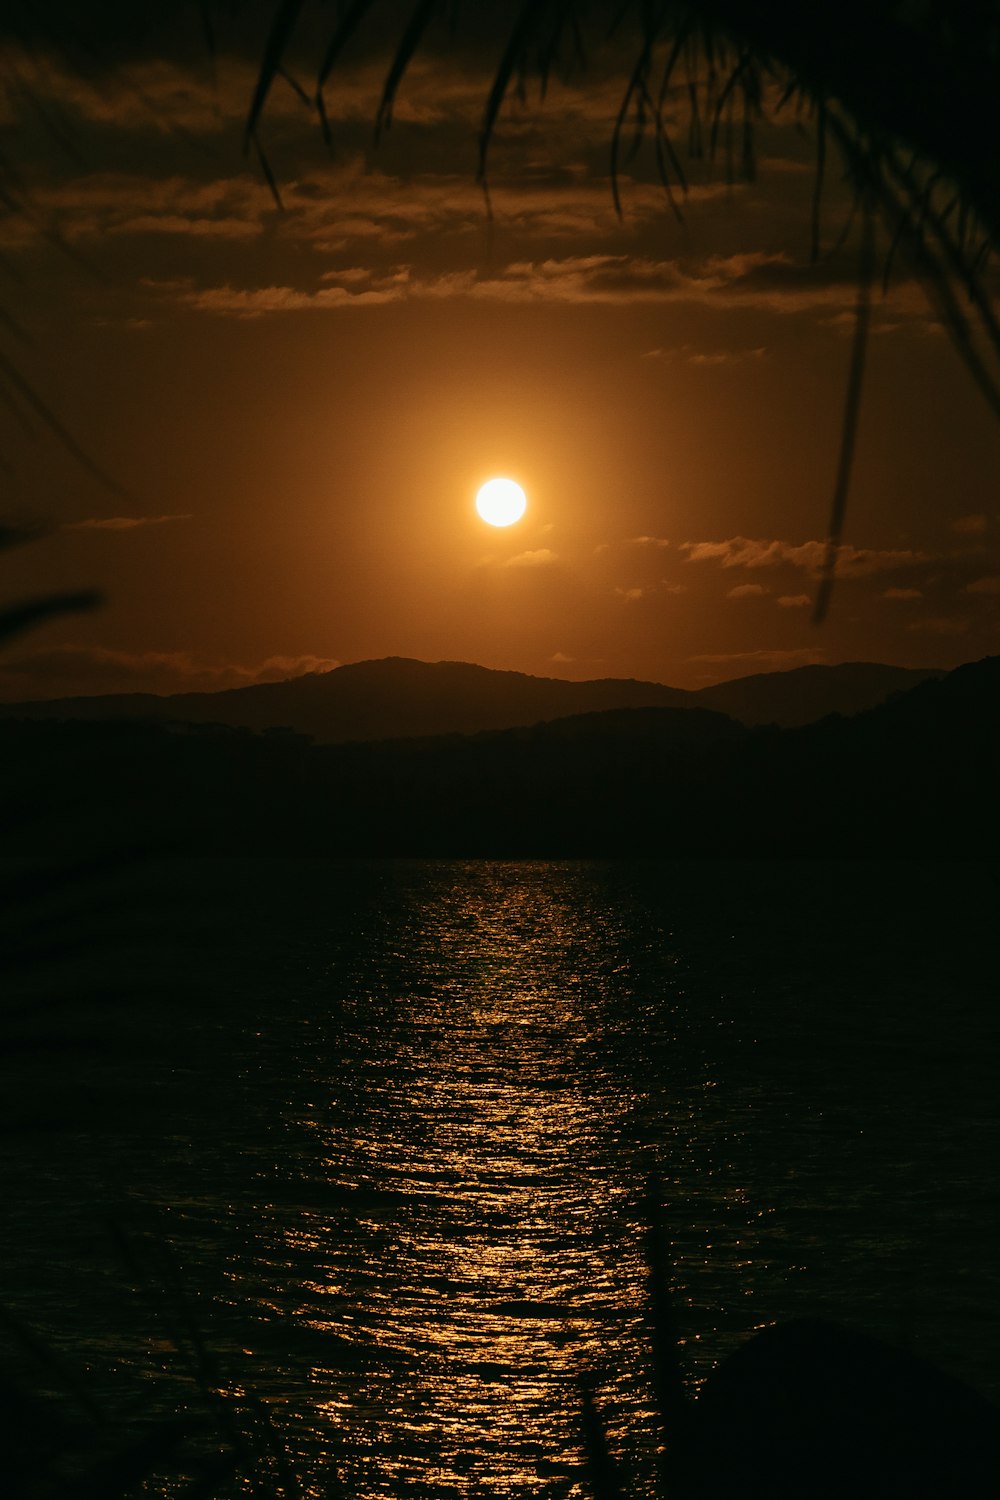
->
[1, 4, 998, 698]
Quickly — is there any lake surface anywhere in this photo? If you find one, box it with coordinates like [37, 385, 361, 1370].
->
[3, 858, 999, 1496]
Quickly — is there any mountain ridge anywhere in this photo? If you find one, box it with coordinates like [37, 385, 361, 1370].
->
[0, 655, 945, 741]
[2, 655, 995, 859]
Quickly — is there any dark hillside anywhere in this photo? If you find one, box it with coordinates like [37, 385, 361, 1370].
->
[0, 657, 695, 744]
[0, 656, 946, 740]
[2, 657, 994, 860]
[696, 663, 943, 728]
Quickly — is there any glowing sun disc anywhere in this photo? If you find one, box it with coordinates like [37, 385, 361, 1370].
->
[476, 477, 527, 527]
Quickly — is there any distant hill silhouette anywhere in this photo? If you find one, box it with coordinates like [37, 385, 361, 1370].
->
[3, 655, 995, 859]
[696, 662, 943, 727]
[0, 656, 943, 741]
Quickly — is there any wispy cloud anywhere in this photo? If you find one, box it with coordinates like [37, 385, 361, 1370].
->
[776, 594, 812, 608]
[180, 279, 408, 317]
[615, 581, 685, 601]
[65, 513, 192, 531]
[681, 536, 930, 577]
[883, 587, 923, 601]
[8, 50, 644, 142]
[0, 644, 338, 699]
[437, 250, 902, 313]
[163, 245, 892, 319]
[688, 647, 826, 671]
[964, 575, 1000, 595]
[625, 535, 670, 549]
[505, 549, 557, 568]
[4, 172, 273, 250]
[952, 513, 990, 536]
[907, 617, 970, 636]
[688, 347, 767, 365]
[727, 583, 769, 598]
[643, 344, 767, 365]
[9, 149, 718, 257]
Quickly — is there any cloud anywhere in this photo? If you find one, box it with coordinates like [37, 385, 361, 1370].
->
[0, 645, 339, 699]
[505, 549, 557, 568]
[429, 251, 862, 311]
[776, 594, 812, 608]
[290, 163, 723, 250]
[883, 587, 923, 601]
[20, 141, 726, 260]
[681, 536, 929, 577]
[595, 536, 670, 556]
[65, 513, 192, 531]
[251, 654, 341, 682]
[420, 249, 915, 314]
[952, 513, 989, 536]
[644, 344, 767, 365]
[964, 575, 1000, 595]
[10, 172, 274, 250]
[727, 583, 769, 599]
[113, 213, 258, 240]
[550, 651, 574, 663]
[688, 647, 826, 671]
[165, 243, 888, 321]
[615, 581, 685, 601]
[907, 617, 970, 636]
[180, 279, 408, 317]
[688, 347, 767, 366]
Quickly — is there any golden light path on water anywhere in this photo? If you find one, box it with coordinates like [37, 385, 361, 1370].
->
[255, 868, 694, 1497]
[4, 861, 998, 1498]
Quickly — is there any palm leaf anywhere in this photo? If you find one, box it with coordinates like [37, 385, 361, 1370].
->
[244, 0, 306, 151]
[0, 590, 100, 645]
[478, 0, 547, 184]
[375, 0, 440, 140]
[316, 0, 379, 143]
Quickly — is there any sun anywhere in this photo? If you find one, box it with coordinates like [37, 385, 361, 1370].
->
[475, 477, 527, 527]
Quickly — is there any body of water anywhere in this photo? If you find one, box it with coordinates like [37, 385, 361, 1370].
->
[3, 858, 998, 1496]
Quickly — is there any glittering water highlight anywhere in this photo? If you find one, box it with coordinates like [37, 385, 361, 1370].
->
[2, 859, 997, 1497]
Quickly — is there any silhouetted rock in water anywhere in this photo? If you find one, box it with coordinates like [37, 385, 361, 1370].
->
[696, 661, 944, 727]
[668, 1319, 1000, 1499]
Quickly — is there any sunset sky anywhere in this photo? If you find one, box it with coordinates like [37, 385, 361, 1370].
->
[2, 3, 998, 699]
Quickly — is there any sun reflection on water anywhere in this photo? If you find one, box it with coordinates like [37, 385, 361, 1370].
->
[7, 861, 989, 1497]
[276, 870, 666, 1496]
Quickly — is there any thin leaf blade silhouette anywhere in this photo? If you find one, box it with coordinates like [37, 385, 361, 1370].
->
[0, 590, 101, 645]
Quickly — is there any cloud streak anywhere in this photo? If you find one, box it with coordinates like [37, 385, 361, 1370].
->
[688, 647, 826, 672]
[504, 549, 557, 568]
[165, 247, 893, 319]
[952, 513, 990, 537]
[0, 644, 338, 699]
[65, 513, 192, 531]
[681, 535, 930, 577]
